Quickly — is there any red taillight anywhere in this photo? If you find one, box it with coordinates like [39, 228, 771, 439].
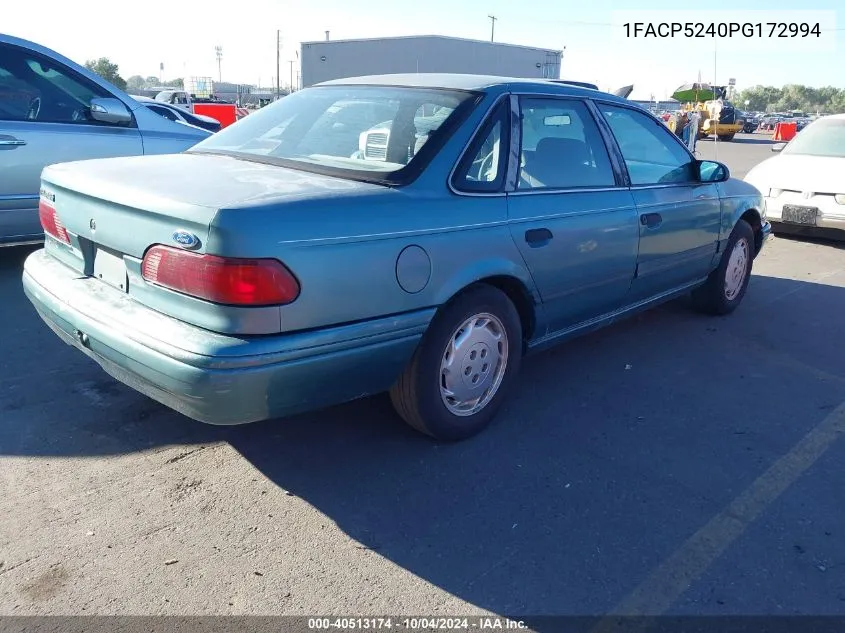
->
[141, 245, 300, 306]
[39, 199, 70, 244]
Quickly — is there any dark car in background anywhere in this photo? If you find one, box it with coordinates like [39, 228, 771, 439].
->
[758, 115, 783, 132]
[740, 112, 760, 133]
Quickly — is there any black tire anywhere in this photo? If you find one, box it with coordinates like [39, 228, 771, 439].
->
[390, 284, 523, 441]
[691, 220, 755, 315]
[717, 133, 735, 141]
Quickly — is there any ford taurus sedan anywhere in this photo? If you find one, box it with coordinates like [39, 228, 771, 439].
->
[23, 74, 771, 440]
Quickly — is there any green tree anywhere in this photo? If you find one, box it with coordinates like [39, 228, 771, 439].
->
[145, 76, 160, 87]
[126, 75, 146, 90]
[163, 78, 184, 89]
[736, 85, 782, 111]
[736, 84, 845, 114]
[84, 57, 127, 91]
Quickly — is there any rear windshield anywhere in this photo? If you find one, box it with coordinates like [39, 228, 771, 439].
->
[188, 85, 479, 184]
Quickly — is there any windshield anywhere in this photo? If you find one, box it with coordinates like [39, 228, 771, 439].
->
[189, 85, 478, 183]
[782, 119, 845, 158]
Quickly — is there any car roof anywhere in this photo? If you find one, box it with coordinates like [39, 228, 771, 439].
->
[316, 73, 629, 102]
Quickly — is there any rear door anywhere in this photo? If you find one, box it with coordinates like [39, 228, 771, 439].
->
[0, 42, 142, 243]
[594, 101, 722, 303]
[505, 95, 639, 334]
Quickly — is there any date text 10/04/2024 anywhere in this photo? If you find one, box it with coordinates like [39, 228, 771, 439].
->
[622, 22, 822, 38]
[307, 617, 528, 630]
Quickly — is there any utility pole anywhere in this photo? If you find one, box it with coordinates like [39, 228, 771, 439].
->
[214, 46, 223, 83]
[276, 30, 281, 99]
[488, 15, 497, 42]
[288, 60, 294, 93]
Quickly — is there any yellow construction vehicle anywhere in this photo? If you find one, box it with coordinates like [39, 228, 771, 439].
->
[672, 84, 744, 141]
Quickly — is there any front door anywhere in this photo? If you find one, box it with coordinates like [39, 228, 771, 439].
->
[0, 42, 142, 244]
[594, 102, 722, 302]
[506, 96, 639, 334]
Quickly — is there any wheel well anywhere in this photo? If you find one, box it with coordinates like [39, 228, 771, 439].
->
[471, 276, 537, 343]
[740, 209, 764, 255]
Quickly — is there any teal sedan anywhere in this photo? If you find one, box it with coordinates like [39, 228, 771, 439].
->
[22, 74, 771, 440]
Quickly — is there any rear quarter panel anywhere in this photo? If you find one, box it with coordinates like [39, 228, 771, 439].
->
[209, 188, 539, 334]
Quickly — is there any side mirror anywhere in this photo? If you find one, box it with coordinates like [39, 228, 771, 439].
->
[89, 98, 132, 125]
[771, 143, 786, 153]
[698, 160, 730, 183]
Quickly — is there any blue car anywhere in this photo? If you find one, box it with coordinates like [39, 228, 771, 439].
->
[0, 33, 210, 246]
[22, 74, 771, 440]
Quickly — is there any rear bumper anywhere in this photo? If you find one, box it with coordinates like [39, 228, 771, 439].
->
[23, 249, 432, 425]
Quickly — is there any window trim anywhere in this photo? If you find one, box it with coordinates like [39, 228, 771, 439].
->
[592, 98, 701, 189]
[449, 95, 511, 195]
[510, 94, 624, 195]
[0, 42, 137, 128]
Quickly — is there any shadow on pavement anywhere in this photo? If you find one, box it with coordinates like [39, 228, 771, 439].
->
[771, 228, 845, 247]
[3, 244, 845, 615]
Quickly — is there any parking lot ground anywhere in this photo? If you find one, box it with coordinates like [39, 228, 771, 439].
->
[2, 138, 844, 618]
[696, 132, 776, 179]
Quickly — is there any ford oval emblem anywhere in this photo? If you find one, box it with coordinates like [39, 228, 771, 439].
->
[172, 230, 200, 250]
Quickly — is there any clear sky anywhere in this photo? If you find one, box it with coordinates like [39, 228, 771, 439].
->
[3, 0, 842, 99]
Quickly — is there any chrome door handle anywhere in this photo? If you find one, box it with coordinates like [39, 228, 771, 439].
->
[0, 139, 26, 147]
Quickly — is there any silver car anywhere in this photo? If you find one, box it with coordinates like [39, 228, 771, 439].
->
[0, 33, 211, 246]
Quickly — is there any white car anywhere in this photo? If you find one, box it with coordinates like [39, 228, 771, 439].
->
[745, 114, 845, 235]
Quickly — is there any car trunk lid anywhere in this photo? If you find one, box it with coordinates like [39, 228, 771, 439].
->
[39, 152, 387, 334]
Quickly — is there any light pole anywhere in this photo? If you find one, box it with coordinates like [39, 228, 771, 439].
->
[215, 46, 223, 83]
[288, 59, 294, 93]
[488, 15, 497, 42]
[276, 31, 281, 99]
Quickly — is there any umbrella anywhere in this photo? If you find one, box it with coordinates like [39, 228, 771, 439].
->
[671, 83, 715, 103]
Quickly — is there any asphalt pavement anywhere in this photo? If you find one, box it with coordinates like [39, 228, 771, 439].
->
[695, 132, 776, 179]
[1, 135, 844, 619]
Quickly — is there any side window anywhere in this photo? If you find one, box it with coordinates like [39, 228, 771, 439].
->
[0, 45, 41, 121]
[0, 44, 110, 124]
[517, 98, 616, 190]
[597, 103, 695, 186]
[453, 100, 509, 192]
